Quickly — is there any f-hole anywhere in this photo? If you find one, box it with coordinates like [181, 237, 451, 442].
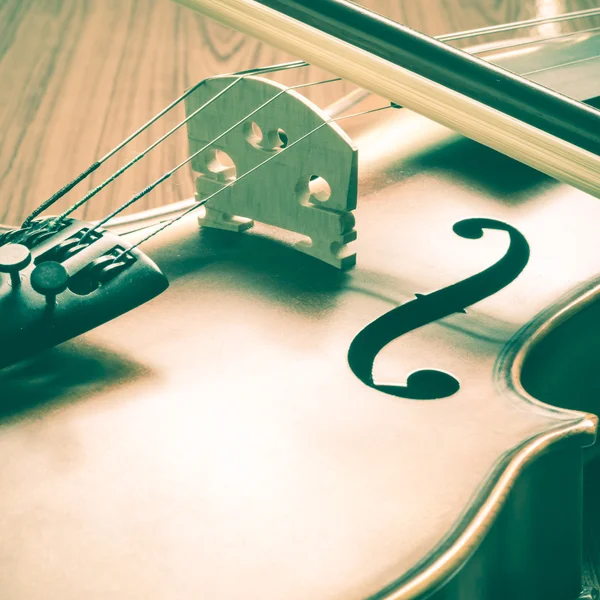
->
[348, 218, 530, 400]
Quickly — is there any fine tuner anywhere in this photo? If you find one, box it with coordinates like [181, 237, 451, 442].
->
[0, 242, 70, 307]
[0, 243, 31, 288]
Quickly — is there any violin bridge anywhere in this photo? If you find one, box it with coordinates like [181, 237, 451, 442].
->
[0, 219, 168, 369]
[185, 75, 359, 270]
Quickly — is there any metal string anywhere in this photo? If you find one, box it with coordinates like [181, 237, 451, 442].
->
[21, 79, 209, 229]
[114, 47, 600, 251]
[522, 53, 600, 77]
[65, 76, 342, 242]
[333, 27, 600, 115]
[111, 41, 600, 240]
[115, 104, 392, 257]
[54, 68, 309, 225]
[437, 7, 600, 42]
[470, 25, 600, 53]
[20, 60, 308, 228]
[19, 7, 600, 228]
[58, 80, 243, 222]
[58, 24, 600, 224]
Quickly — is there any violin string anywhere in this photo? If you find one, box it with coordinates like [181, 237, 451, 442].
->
[64, 25, 600, 223]
[116, 104, 393, 257]
[54, 80, 244, 223]
[71, 76, 342, 237]
[117, 46, 600, 250]
[19, 60, 309, 228]
[122, 34, 600, 253]
[437, 7, 600, 42]
[471, 25, 600, 53]
[53, 66, 312, 227]
[114, 42, 600, 239]
[57, 24, 600, 224]
[20, 81, 213, 229]
[336, 27, 600, 114]
[18, 8, 600, 229]
[522, 53, 600, 77]
[477, 25, 600, 52]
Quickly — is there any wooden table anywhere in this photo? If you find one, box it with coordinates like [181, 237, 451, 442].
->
[0, 0, 597, 224]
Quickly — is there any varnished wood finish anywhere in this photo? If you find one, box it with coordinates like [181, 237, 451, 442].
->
[0, 0, 597, 225]
[1, 2, 600, 598]
[1, 96, 599, 600]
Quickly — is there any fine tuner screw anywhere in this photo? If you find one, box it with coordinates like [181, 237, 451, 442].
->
[30, 261, 69, 309]
[0, 243, 32, 288]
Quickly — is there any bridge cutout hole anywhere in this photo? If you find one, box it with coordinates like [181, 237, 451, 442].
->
[202, 149, 237, 182]
[309, 175, 331, 202]
[243, 121, 288, 151]
[296, 175, 332, 206]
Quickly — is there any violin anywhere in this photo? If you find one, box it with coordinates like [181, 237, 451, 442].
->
[1, 2, 600, 599]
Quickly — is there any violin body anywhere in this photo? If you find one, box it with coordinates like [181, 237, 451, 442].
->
[2, 1, 600, 598]
[1, 101, 599, 599]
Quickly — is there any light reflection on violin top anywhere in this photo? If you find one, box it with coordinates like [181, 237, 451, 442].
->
[340, 96, 600, 337]
[536, 0, 567, 37]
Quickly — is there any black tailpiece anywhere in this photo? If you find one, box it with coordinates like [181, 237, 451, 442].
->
[0, 218, 168, 369]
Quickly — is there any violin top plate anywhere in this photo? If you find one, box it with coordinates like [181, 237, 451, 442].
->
[0, 108, 598, 600]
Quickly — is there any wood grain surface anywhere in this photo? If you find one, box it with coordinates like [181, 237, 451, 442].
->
[0, 0, 597, 225]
